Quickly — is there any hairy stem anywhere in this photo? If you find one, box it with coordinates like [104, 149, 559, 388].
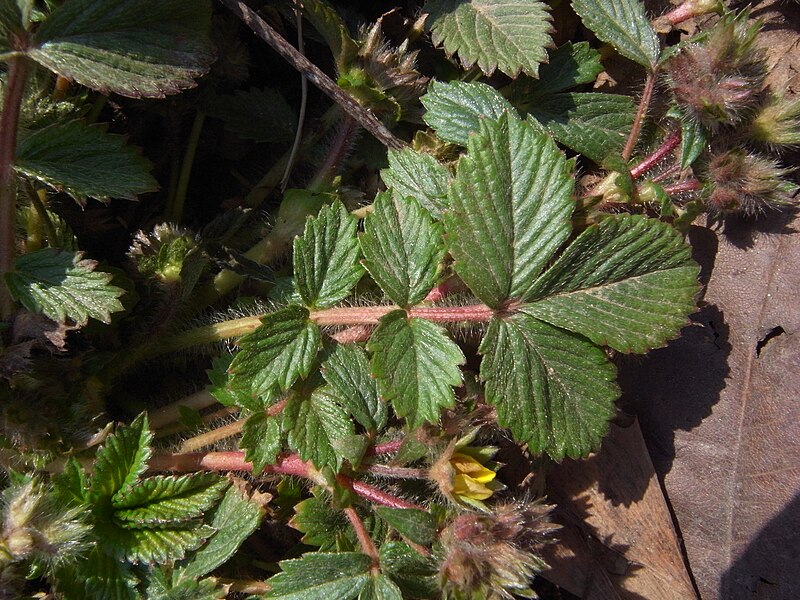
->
[308, 115, 359, 191]
[630, 130, 681, 178]
[663, 179, 701, 195]
[344, 506, 380, 567]
[622, 71, 658, 162]
[362, 464, 429, 479]
[150, 389, 220, 429]
[343, 477, 424, 510]
[179, 418, 245, 452]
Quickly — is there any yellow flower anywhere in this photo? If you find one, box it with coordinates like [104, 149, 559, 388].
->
[450, 452, 497, 501]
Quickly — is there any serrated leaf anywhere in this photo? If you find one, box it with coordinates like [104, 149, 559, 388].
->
[522, 214, 699, 353]
[322, 344, 387, 433]
[113, 474, 228, 527]
[381, 148, 451, 219]
[241, 410, 284, 476]
[285, 387, 354, 470]
[522, 41, 603, 98]
[421, 80, 517, 146]
[206, 354, 259, 410]
[264, 552, 373, 600]
[202, 88, 295, 143]
[98, 522, 216, 565]
[359, 574, 403, 600]
[29, 0, 214, 98]
[444, 113, 574, 307]
[81, 548, 139, 600]
[144, 569, 222, 600]
[361, 192, 444, 307]
[15, 120, 157, 202]
[291, 495, 350, 551]
[300, 0, 358, 71]
[293, 201, 363, 309]
[480, 313, 618, 459]
[571, 0, 659, 69]
[374, 507, 437, 546]
[369, 310, 464, 428]
[228, 305, 321, 398]
[379, 541, 439, 599]
[6, 248, 125, 324]
[90, 413, 151, 502]
[426, 0, 553, 77]
[53, 456, 88, 506]
[177, 485, 264, 580]
[528, 92, 636, 163]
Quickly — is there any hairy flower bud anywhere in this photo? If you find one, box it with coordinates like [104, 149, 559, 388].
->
[748, 92, 800, 150]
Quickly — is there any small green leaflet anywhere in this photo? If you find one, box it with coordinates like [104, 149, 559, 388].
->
[202, 88, 296, 143]
[53, 457, 89, 506]
[176, 485, 264, 580]
[81, 548, 139, 600]
[293, 201, 363, 309]
[520, 42, 604, 98]
[206, 354, 258, 410]
[361, 192, 445, 307]
[241, 410, 284, 476]
[264, 552, 373, 600]
[421, 80, 517, 146]
[29, 0, 214, 98]
[369, 310, 464, 428]
[381, 148, 451, 219]
[6, 248, 124, 325]
[15, 120, 158, 203]
[426, 0, 553, 77]
[291, 495, 351, 551]
[97, 522, 216, 564]
[374, 507, 437, 546]
[379, 541, 439, 599]
[528, 93, 636, 163]
[680, 118, 708, 169]
[228, 305, 321, 399]
[299, 0, 358, 71]
[359, 575, 404, 600]
[143, 569, 222, 600]
[444, 113, 574, 308]
[284, 387, 354, 470]
[321, 344, 387, 433]
[523, 214, 699, 353]
[90, 413, 152, 503]
[480, 313, 618, 459]
[571, 0, 660, 70]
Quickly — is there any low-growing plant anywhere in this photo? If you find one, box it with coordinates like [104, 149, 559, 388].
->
[0, 0, 795, 598]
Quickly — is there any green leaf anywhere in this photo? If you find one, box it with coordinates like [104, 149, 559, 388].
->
[528, 92, 636, 163]
[522, 42, 603, 98]
[264, 552, 373, 600]
[206, 354, 258, 411]
[241, 410, 284, 476]
[426, 0, 553, 77]
[293, 201, 363, 309]
[379, 541, 439, 599]
[229, 305, 321, 399]
[321, 344, 387, 433]
[98, 522, 216, 565]
[202, 88, 295, 143]
[53, 457, 88, 506]
[0, 0, 27, 53]
[421, 80, 517, 146]
[522, 215, 699, 353]
[361, 192, 445, 307]
[177, 485, 264, 580]
[81, 548, 138, 600]
[571, 0, 659, 69]
[29, 0, 214, 98]
[381, 148, 451, 219]
[369, 310, 464, 428]
[112, 474, 228, 527]
[15, 120, 157, 202]
[90, 413, 151, 503]
[680, 118, 707, 169]
[284, 387, 354, 470]
[374, 507, 437, 546]
[144, 569, 222, 600]
[480, 313, 618, 459]
[6, 248, 124, 324]
[359, 574, 403, 600]
[444, 113, 574, 307]
[300, 0, 358, 71]
[291, 495, 350, 551]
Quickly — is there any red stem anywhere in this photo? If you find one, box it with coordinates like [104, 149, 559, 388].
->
[341, 476, 424, 510]
[663, 179, 701, 195]
[330, 324, 373, 344]
[622, 72, 658, 162]
[367, 439, 404, 456]
[343, 506, 380, 567]
[630, 130, 681, 179]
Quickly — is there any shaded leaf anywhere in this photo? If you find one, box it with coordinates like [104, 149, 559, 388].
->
[522, 41, 603, 98]
[202, 88, 295, 143]
[374, 507, 437, 546]
[426, 0, 553, 77]
[81, 548, 138, 600]
[206, 354, 256, 410]
[285, 387, 354, 470]
[6, 248, 124, 325]
[0, 0, 28, 53]
[444, 113, 574, 308]
[379, 541, 439, 599]
[300, 0, 358, 71]
[90, 413, 151, 503]
[359, 574, 403, 600]
[291, 495, 350, 551]
[369, 310, 464, 428]
[264, 552, 373, 600]
[241, 410, 284, 476]
[29, 0, 214, 98]
[15, 120, 157, 202]
[381, 148, 451, 219]
[322, 343, 387, 433]
[480, 313, 618, 459]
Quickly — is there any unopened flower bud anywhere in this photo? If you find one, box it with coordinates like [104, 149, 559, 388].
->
[749, 92, 800, 150]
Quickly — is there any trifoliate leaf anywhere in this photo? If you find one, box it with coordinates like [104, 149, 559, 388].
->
[521, 42, 604, 98]
[571, 0, 659, 69]
[98, 522, 216, 565]
[177, 485, 264, 580]
[81, 548, 138, 600]
[228, 305, 321, 399]
[299, 0, 359, 71]
[421, 80, 517, 146]
[291, 495, 350, 551]
[480, 313, 618, 459]
[112, 474, 228, 527]
[528, 92, 636, 163]
[6, 248, 125, 324]
[293, 201, 363, 309]
[15, 120, 157, 202]
[444, 113, 574, 308]
[202, 88, 296, 143]
[90, 413, 151, 503]
[426, 0, 553, 77]
[285, 387, 354, 470]
[29, 0, 214, 98]
[381, 148, 451, 219]
[359, 575, 404, 600]
[369, 310, 464, 428]
[361, 192, 444, 307]
[264, 552, 373, 600]
[522, 215, 699, 353]
[374, 507, 437, 546]
[241, 410, 284, 476]
[379, 541, 439, 599]
[322, 344, 387, 433]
